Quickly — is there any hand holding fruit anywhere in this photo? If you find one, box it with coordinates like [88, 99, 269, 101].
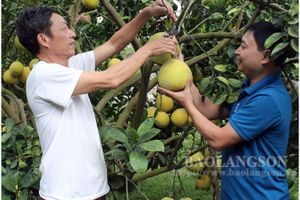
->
[158, 79, 194, 107]
[142, 37, 178, 58]
[144, 0, 177, 21]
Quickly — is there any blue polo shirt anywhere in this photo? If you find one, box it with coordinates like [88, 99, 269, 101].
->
[221, 72, 292, 200]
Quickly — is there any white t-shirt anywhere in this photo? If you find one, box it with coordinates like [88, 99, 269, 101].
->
[26, 51, 110, 200]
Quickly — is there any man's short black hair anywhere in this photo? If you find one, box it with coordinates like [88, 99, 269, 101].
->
[15, 7, 55, 56]
[247, 21, 290, 67]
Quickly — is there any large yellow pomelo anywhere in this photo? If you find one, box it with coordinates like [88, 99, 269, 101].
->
[196, 175, 211, 190]
[3, 70, 18, 84]
[9, 61, 24, 77]
[20, 67, 31, 84]
[147, 107, 157, 118]
[156, 94, 174, 113]
[155, 111, 170, 128]
[158, 59, 192, 91]
[186, 152, 205, 173]
[82, 0, 99, 9]
[107, 58, 121, 68]
[171, 108, 189, 128]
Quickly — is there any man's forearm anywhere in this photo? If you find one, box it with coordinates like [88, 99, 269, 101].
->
[108, 9, 151, 52]
[193, 93, 225, 120]
[185, 103, 222, 148]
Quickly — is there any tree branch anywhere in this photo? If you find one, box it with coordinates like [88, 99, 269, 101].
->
[186, 38, 231, 66]
[95, 71, 141, 112]
[116, 76, 158, 127]
[249, 0, 288, 12]
[176, 0, 197, 28]
[69, 0, 83, 53]
[179, 32, 241, 43]
[132, 61, 153, 128]
[101, 0, 141, 50]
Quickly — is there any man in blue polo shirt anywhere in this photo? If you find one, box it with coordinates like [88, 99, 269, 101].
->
[158, 21, 292, 199]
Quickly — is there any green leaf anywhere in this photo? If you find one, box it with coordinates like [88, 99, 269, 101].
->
[288, 18, 298, 25]
[127, 128, 139, 143]
[18, 189, 28, 200]
[216, 76, 229, 85]
[264, 33, 284, 49]
[227, 92, 239, 103]
[210, 12, 224, 19]
[107, 127, 128, 144]
[214, 64, 226, 72]
[4, 118, 15, 132]
[18, 159, 27, 169]
[105, 149, 127, 160]
[137, 118, 155, 136]
[2, 193, 11, 200]
[139, 140, 165, 152]
[199, 77, 210, 93]
[213, 92, 228, 105]
[288, 27, 298, 38]
[2, 171, 19, 192]
[20, 172, 39, 188]
[228, 78, 242, 88]
[129, 152, 149, 173]
[138, 128, 161, 143]
[99, 125, 114, 143]
[289, 2, 298, 17]
[291, 39, 298, 52]
[2, 132, 12, 143]
[286, 168, 297, 188]
[227, 7, 240, 16]
[270, 42, 289, 60]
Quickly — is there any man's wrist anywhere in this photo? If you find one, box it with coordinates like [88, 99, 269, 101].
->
[140, 7, 151, 19]
[137, 47, 152, 60]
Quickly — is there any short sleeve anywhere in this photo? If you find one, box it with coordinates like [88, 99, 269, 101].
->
[36, 64, 82, 108]
[229, 95, 281, 141]
[68, 51, 95, 71]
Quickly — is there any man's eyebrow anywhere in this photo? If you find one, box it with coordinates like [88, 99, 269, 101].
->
[241, 39, 247, 46]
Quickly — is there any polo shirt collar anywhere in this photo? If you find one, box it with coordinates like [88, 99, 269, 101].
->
[241, 71, 281, 96]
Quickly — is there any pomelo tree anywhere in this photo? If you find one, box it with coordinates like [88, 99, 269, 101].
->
[2, 0, 298, 199]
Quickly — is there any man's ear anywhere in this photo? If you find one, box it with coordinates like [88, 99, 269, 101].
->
[261, 49, 271, 65]
[37, 33, 50, 48]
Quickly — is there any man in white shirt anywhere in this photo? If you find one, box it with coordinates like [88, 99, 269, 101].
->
[15, 1, 177, 199]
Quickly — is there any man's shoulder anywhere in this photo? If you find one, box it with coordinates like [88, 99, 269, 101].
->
[68, 51, 95, 70]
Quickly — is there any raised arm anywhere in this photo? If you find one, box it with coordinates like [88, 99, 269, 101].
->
[93, 0, 176, 65]
[73, 36, 178, 96]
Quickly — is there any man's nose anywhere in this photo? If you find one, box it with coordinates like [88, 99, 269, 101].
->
[235, 47, 240, 56]
[69, 29, 76, 39]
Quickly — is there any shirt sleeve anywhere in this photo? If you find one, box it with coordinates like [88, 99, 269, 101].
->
[229, 94, 281, 141]
[68, 51, 95, 71]
[36, 64, 82, 108]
